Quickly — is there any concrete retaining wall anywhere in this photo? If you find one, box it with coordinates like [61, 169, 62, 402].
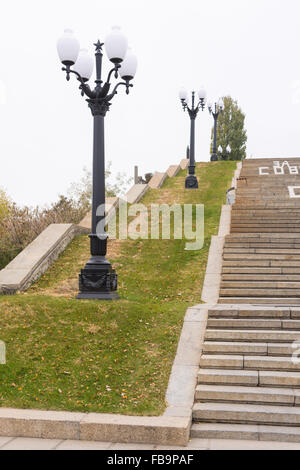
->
[180, 159, 189, 170]
[78, 197, 120, 234]
[0, 224, 82, 295]
[148, 172, 167, 189]
[125, 184, 149, 204]
[167, 165, 181, 178]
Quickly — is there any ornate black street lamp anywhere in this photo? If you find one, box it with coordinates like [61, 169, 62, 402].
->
[179, 88, 207, 189]
[208, 99, 224, 162]
[218, 144, 232, 161]
[57, 27, 137, 300]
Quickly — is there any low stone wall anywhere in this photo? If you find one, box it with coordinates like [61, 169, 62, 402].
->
[180, 159, 189, 170]
[125, 184, 149, 204]
[0, 224, 83, 295]
[167, 165, 181, 178]
[148, 172, 167, 189]
[78, 197, 120, 234]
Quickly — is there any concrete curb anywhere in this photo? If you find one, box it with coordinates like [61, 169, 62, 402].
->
[201, 161, 242, 304]
[0, 408, 190, 446]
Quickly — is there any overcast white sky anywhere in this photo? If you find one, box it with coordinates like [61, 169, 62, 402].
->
[0, 0, 300, 206]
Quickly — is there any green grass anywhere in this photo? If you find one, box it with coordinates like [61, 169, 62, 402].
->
[0, 162, 235, 415]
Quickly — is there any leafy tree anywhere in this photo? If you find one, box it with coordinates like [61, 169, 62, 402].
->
[210, 96, 247, 161]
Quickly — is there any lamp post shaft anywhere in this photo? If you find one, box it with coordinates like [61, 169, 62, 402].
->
[189, 117, 196, 175]
[213, 115, 218, 155]
[92, 115, 105, 235]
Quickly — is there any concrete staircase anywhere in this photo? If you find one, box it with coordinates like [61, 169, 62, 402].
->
[220, 158, 300, 304]
[192, 158, 300, 443]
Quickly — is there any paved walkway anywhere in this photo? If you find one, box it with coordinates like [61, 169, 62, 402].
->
[1, 436, 300, 450]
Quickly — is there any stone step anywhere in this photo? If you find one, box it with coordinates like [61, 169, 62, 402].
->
[225, 244, 300, 249]
[203, 341, 268, 356]
[222, 267, 282, 274]
[226, 233, 300, 239]
[222, 274, 300, 281]
[219, 288, 300, 297]
[221, 281, 300, 290]
[205, 329, 300, 343]
[222, 267, 300, 274]
[203, 341, 294, 357]
[219, 297, 300, 305]
[192, 403, 300, 426]
[208, 307, 291, 319]
[224, 248, 300, 255]
[223, 261, 300, 268]
[223, 261, 300, 267]
[198, 369, 259, 386]
[231, 228, 300, 233]
[191, 422, 300, 442]
[231, 223, 300, 228]
[231, 216, 300, 220]
[224, 254, 300, 261]
[207, 317, 300, 333]
[195, 384, 296, 406]
[233, 205, 300, 210]
[199, 355, 300, 372]
[198, 368, 300, 388]
[207, 318, 300, 330]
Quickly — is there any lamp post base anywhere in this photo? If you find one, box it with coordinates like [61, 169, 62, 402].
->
[77, 292, 120, 300]
[211, 154, 218, 162]
[185, 174, 199, 189]
[77, 255, 120, 301]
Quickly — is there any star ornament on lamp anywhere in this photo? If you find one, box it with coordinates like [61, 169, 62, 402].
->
[57, 27, 137, 300]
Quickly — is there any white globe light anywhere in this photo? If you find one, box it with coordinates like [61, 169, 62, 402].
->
[179, 88, 188, 101]
[227, 145, 231, 153]
[218, 98, 224, 109]
[73, 49, 94, 81]
[198, 88, 207, 100]
[105, 26, 128, 64]
[218, 145, 223, 153]
[57, 29, 80, 66]
[207, 101, 213, 110]
[119, 49, 137, 80]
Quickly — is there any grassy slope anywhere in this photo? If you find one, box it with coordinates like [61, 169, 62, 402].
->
[0, 162, 235, 415]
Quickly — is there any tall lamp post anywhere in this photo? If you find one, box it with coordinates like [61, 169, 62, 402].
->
[57, 27, 137, 300]
[179, 88, 207, 189]
[208, 99, 224, 162]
